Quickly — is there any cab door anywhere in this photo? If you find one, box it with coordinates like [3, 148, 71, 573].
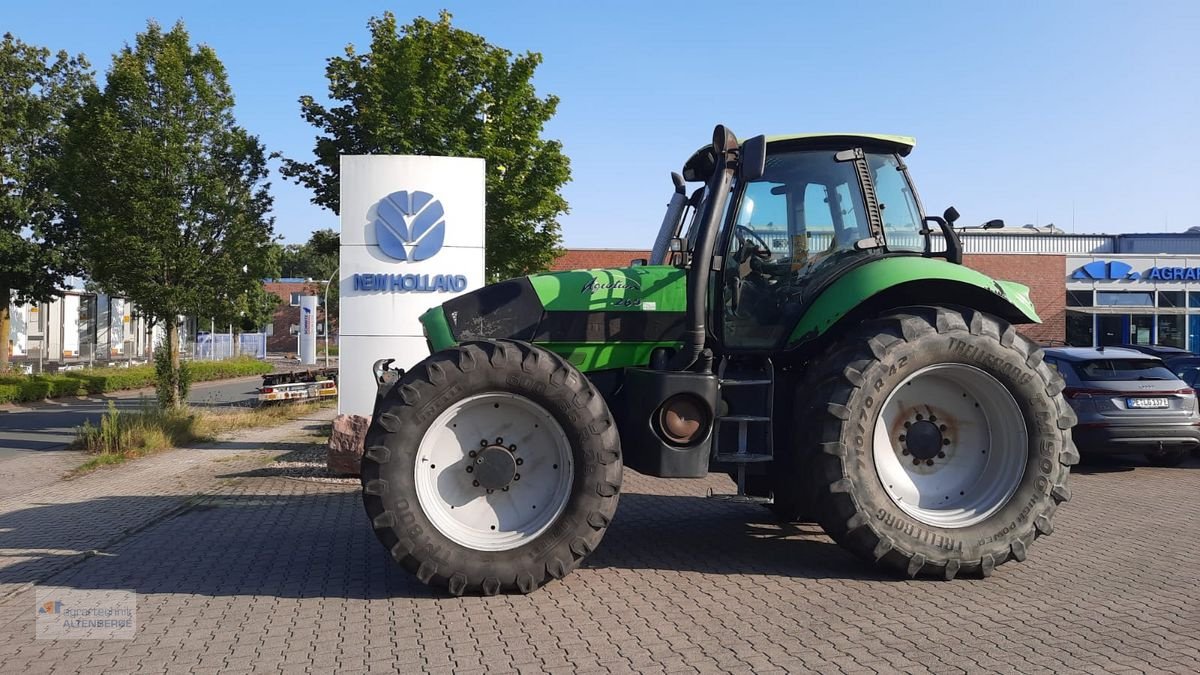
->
[714, 148, 874, 350]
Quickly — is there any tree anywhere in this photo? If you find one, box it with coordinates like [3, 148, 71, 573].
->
[59, 21, 275, 407]
[0, 34, 92, 370]
[282, 11, 570, 281]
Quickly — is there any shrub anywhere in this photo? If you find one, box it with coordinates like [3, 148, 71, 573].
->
[0, 356, 273, 405]
[75, 400, 201, 456]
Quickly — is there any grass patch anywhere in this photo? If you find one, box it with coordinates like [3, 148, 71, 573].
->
[0, 357, 273, 405]
[70, 398, 334, 476]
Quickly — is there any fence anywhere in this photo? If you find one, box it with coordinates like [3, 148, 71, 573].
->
[192, 332, 267, 361]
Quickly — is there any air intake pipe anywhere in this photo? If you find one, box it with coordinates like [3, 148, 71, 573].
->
[668, 125, 739, 372]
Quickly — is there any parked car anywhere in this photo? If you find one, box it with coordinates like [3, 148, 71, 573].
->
[1119, 343, 1192, 359]
[1044, 347, 1200, 466]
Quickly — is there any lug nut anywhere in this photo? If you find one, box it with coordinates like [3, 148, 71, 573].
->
[480, 440, 488, 447]
[912, 458, 921, 466]
[513, 473, 521, 481]
[509, 444, 517, 451]
[469, 450, 477, 458]
[899, 434, 906, 442]
[495, 437, 504, 444]
[929, 415, 937, 422]
[502, 486, 509, 492]
[942, 438, 951, 446]
[902, 449, 910, 456]
[472, 480, 479, 487]
[937, 452, 946, 459]
[926, 459, 935, 466]
[904, 421, 911, 429]
[487, 489, 494, 494]
[915, 413, 923, 421]
[466, 466, 474, 473]
[515, 458, 524, 465]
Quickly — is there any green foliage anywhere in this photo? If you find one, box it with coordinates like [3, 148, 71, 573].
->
[153, 344, 192, 408]
[0, 33, 94, 368]
[0, 356, 271, 404]
[75, 400, 199, 460]
[282, 11, 570, 281]
[57, 20, 276, 403]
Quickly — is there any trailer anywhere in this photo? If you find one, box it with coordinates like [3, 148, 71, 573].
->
[258, 367, 338, 403]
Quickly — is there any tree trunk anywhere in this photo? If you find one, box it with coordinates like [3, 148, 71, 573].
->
[0, 287, 10, 373]
[164, 319, 181, 408]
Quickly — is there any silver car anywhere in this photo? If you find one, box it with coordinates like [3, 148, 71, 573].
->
[1043, 347, 1200, 466]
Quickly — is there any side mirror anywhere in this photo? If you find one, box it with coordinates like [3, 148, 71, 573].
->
[983, 219, 1004, 230]
[630, 258, 648, 267]
[943, 206, 961, 225]
[739, 135, 767, 182]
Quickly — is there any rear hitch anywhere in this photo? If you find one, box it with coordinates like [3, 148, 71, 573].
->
[372, 358, 405, 399]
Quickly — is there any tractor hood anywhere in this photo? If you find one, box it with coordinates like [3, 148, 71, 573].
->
[420, 265, 689, 371]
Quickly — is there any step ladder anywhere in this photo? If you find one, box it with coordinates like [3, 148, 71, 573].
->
[708, 356, 775, 503]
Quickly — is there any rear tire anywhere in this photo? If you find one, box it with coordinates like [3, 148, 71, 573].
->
[361, 340, 622, 595]
[797, 306, 1078, 579]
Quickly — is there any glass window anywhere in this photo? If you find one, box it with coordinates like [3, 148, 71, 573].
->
[1131, 314, 1153, 344]
[1066, 312, 1094, 347]
[1096, 291, 1153, 306]
[1190, 292, 1200, 308]
[289, 292, 300, 306]
[1157, 315, 1186, 348]
[1075, 359, 1177, 382]
[1158, 290, 1184, 308]
[869, 153, 923, 252]
[1066, 290, 1093, 307]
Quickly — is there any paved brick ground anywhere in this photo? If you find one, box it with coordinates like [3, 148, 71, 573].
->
[0, 442, 1198, 673]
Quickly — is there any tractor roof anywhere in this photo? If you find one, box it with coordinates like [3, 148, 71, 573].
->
[682, 132, 916, 181]
[765, 133, 916, 156]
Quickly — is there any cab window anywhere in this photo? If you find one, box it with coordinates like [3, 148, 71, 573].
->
[869, 153, 923, 252]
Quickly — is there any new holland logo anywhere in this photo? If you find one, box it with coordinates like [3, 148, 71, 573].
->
[375, 191, 446, 262]
[1072, 260, 1140, 281]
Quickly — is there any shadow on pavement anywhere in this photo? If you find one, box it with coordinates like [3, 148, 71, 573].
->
[0, 487, 886, 601]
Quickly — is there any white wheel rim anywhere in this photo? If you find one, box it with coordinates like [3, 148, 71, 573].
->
[414, 392, 574, 551]
[872, 364, 1028, 529]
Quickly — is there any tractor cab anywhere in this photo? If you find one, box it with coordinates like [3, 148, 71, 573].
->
[657, 132, 960, 351]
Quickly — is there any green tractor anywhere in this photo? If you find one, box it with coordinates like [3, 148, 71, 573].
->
[362, 125, 1078, 595]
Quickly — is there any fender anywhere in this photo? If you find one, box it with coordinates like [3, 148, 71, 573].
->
[787, 256, 1040, 345]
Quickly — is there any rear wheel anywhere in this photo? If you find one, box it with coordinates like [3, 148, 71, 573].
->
[798, 307, 1079, 578]
[361, 340, 622, 595]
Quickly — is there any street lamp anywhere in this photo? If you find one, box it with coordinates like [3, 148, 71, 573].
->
[321, 267, 337, 367]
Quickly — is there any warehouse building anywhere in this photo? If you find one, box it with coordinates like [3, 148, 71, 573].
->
[553, 229, 1200, 351]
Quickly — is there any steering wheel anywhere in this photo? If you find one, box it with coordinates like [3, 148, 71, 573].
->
[734, 225, 773, 261]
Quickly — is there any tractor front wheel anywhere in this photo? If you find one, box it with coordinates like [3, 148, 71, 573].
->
[361, 340, 622, 595]
[800, 307, 1079, 579]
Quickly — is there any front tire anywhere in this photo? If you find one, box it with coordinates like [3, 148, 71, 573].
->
[361, 340, 622, 595]
[799, 307, 1079, 579]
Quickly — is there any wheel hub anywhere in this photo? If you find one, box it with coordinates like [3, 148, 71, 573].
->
[904, 420, 944, 461]
[472, 444, 517, 490]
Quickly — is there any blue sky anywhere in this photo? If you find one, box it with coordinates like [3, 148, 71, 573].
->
[5, 1, 1198, 246]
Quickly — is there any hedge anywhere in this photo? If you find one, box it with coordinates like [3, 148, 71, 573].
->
[0, 357, 273, 405]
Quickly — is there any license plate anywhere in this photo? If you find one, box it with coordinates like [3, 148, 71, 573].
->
[1128, 397, 1170, 409]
